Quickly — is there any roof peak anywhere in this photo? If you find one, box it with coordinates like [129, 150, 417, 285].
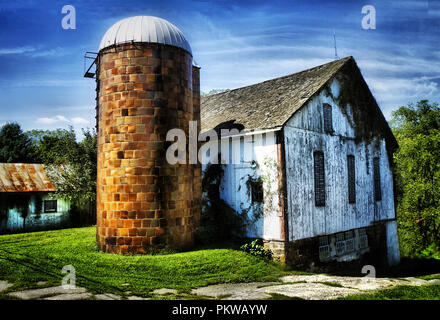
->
[204, 56, 353, 99]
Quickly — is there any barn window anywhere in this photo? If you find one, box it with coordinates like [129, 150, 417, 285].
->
[44, 200, 57, 213]
[319, 236, 330, 260]
[347, 155, 356, 204]
[323, 104, 333, 133]
[373, 157, 382, 201]
[345, 231, 355, 252]
[313, 151, 325, 207]
[335, 233, 346, 256]
[359, 228, 368, 249]
[251, 180, 264, 203]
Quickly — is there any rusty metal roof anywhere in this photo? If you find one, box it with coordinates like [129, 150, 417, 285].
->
[0, 163, 56, 192]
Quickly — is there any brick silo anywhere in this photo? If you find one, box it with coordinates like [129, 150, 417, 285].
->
[95, 16, 201, 254]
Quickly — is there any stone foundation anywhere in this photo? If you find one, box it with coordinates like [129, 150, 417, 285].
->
[285, 222, 394, 272]
[263, 240, 286, 263]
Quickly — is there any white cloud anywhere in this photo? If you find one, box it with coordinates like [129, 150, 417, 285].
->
[37, 115, 89, 125]
[55, 115, 70, 122]
[71, 117, 89, 124]
[37, 117, 58, 124]
[367, 76, 440, 119]
[0, 46, 68, 58]
[0, 46, 36, 55]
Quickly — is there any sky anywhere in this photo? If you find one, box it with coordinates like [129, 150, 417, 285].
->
[0, 0, 439, 138]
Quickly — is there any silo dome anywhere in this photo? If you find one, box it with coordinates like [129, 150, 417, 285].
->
[99, 16, 192, 54]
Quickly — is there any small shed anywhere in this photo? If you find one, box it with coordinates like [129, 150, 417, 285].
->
[0, 163, 71, 234]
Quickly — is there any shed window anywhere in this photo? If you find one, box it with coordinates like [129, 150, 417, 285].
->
[251, 180, 264, 203]
[44, 200, 57, 213]
[313, 151, 325, 207]
[323, 104, 333, 133]
[347, 155, 356, 204]
[373, 157, 381, 201]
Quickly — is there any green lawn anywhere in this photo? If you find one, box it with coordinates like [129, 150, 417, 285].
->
[0, 227, 285, 298]
[340, 285, 440, 300]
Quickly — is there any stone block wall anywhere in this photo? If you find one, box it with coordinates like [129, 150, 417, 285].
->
[96, 43, 201, 254]
[285, 223, 390, 272]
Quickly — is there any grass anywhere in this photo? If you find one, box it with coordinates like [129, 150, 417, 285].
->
[0, 227, 286, 298]
[340, 285, 440, 300]
[419, 274, 440, 280]
[265, 292, 304, 300]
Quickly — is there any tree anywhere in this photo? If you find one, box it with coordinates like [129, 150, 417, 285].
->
[391, 100, 440, 259]
[200, 89, 230, 97]
[0, 123, 37, 163]
[44, 128, 97, 204]
[27, 127, 97, 226]
[27, 128, 78, 165]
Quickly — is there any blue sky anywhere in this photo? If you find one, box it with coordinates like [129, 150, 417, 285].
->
[0, 0, 439, 137]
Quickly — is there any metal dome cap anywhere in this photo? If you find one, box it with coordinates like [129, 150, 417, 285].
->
[99, 16, 192, 55]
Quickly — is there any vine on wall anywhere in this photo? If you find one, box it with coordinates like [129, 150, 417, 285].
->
[239, 156, 282, 224]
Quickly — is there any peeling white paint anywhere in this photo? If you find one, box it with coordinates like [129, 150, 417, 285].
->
[202, 131, 283, 240]
[201, 77, 399, 262]
[284, 79, 396, 241]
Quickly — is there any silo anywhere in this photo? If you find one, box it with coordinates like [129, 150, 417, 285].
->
[95, 16, 201, 254]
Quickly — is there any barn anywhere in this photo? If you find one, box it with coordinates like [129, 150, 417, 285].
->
[0, 163, 71, 234]
[200, 56, 401, 268]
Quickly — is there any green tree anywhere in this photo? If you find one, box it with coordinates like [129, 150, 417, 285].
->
[27, 127, 97, 225]
[0, 123, 37, 163]
[27, 128, 78, 165]
[200, 89, 230, 97]
[391, 100, 440, 258]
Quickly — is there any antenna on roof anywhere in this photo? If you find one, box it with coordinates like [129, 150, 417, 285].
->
[333, 30, 339, 60]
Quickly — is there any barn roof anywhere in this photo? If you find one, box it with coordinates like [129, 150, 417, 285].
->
[201, 56, 353, 133]
[0, 163, 56, 192]
[201, 56, 398, 153]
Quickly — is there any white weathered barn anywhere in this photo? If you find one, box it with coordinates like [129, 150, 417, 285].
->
[200, 56, 400, 268]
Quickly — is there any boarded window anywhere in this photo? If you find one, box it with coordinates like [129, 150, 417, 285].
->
[44, 200, 57, 213]
[347, 155, 356, 204]
[373, 157, 382, 201]
[313, 151, 325, 207]
[251, 180, 264, 203]
[323, 104, 333, 133]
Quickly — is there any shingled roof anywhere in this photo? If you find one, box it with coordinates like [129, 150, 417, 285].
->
[0, 163, 56, 192]
[201, 56, 353, 133]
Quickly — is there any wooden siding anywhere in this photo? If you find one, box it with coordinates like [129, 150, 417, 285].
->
[284, 79, 396, 241]
[0, 193, 71, 233]
[202, 131, 284, 240]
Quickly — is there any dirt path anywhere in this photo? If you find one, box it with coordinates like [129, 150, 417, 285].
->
[1, 274, 439, 300]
